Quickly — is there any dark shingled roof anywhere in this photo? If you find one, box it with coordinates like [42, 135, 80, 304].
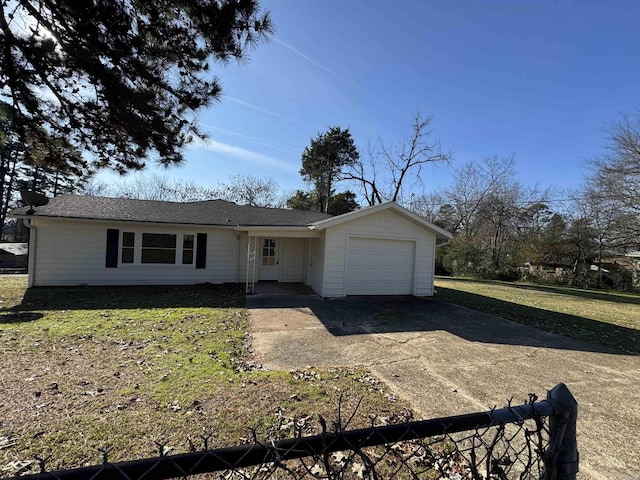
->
[10, 195, 333, 227]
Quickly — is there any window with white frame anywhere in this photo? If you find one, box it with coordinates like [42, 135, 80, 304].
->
[141, 233, 177, 264]
[108, 229, 207, 268]
[182, 234, 194, 265]
[113, 231, 201, 266]
[121, 232, 135, 264]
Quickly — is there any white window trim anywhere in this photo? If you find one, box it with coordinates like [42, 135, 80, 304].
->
[182, 234, 195, 265]
[118, 231, 197, 267]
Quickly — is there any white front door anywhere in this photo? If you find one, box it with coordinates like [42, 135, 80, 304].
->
[259, 238, 279, 280]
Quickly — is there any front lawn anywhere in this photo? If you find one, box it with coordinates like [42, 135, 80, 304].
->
[435, 276, 640, 354]
[0, 277, 410, 475]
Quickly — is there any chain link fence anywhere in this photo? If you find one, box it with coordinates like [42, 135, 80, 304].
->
[3, 384, 578, 480]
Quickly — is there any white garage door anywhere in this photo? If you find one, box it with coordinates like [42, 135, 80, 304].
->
[346, 237, 415, 295]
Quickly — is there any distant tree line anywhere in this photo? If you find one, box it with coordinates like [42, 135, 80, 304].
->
[413, 116, 640, 292]
[87, 173, 289, 208]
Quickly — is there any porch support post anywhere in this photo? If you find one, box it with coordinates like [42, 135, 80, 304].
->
[252, 236, 258, 291]
[245, 235, 253, 294]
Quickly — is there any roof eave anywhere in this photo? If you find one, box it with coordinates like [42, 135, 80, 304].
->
[11, 214, 239, 229]
[310, 202, 453, 239]
[235, 225, 320, 238]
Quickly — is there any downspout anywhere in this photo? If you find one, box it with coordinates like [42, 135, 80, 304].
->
[245, 235, 251, 294]
[23, 218, 36, 287]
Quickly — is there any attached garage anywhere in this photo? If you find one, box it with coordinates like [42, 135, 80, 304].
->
[309, 202, 453, 297]
[346, 237, 415, 295]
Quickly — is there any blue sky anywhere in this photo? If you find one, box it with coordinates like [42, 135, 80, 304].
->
[99, 0, 640, 203]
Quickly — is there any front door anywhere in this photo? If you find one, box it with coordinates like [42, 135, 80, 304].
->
[259, 238, 278, 280]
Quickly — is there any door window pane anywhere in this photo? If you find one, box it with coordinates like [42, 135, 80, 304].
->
[262, 239, 276, 266]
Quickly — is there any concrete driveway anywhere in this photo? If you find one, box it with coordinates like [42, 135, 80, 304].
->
[247, 288, 640, 480]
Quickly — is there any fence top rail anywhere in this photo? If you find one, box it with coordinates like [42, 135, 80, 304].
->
[4, 385, 576, 480]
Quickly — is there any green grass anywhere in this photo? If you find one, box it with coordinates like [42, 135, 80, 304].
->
[0, 277, 410, 475]
[434, 276, 640, 354]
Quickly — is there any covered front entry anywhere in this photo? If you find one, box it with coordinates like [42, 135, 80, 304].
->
[346, 237, 415, 295]
[241, 228, 320, 294]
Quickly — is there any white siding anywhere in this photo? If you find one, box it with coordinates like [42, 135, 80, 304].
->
[31, 218, 239, 286]
[279, 238, 304, 282]
[321, 210, 436, 297]
[307, 233, 325, 295]
[27, 208, 438, 294]
[302, 239, 310, 284]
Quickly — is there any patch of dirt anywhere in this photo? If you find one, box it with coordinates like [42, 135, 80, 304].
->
[0, 281, 414, 475]
[0, 338, 154, 474]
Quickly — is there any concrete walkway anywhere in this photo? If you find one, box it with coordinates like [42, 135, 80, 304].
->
[247, 289, 640, 479]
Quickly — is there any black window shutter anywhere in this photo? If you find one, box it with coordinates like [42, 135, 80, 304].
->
[106, 229, 119, 268]
[196, 233, 207, 269]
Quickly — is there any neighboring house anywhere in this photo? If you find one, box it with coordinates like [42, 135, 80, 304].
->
[597, 253, 640, 289]
[10, 195, 452, 297]
[0, 242, 28, 270]
[625, 252, 640, 288]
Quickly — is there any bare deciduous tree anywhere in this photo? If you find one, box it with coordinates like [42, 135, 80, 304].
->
[589, 114, 640, 243]
[101, 173, 286, 208]
[410, 191, 446, 224]
[344, 112, 452, 205]
[442, 155, 516, 236]
[212, 174, 286, 208]
[596, 115, 640, 203]
[109, 174, 214, 202]
[437, 155, 550, 275]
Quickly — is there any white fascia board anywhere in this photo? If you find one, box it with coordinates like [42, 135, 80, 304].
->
[235, 226, 320, 238]
[309, 203, 392, 231]
[14, 215, 238, 230]
[310, 202, 453, 240]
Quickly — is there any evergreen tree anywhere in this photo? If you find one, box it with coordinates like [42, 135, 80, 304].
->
[0, 0, 272, 173]
[1, 102, 91, 237]
[0, 103, 26, 235]
[327, 190, 359, 215]
[286, 190, 317, 211]
[300, 127, 359, 213]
